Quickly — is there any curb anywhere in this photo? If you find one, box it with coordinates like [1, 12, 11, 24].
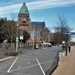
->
[0, 56, 14, 63]
[46, 51, 59, 75]
[46, 60, 58, 75]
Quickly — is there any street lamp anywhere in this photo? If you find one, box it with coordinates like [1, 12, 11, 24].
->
[33, 24, 35, 49]
[16, 21, 19, 52]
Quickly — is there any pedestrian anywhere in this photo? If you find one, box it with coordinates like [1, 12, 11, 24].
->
[68, 46, 71, 52]
[68, 42, 71, 52]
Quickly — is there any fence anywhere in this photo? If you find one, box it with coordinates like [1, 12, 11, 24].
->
[0, 42, 33, 50]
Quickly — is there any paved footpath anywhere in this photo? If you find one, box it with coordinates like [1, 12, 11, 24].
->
[52, 46, 75, 75]
[0, 56, 13, 62]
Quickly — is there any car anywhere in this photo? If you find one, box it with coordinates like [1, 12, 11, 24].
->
[59, 44, 62, 46]
[62, 43, 66, 50]
[47, 43, 52, 47]
[43, 42, 48, 46]
[34, 42, 39, 49]
[43, 42, 52, 47]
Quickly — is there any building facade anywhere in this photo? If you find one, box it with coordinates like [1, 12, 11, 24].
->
[18, 3, 51, 44]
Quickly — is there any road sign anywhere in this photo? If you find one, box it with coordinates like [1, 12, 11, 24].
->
[71, 32, 75, 35]
[64, 32, 75, 35]
[20, 35, 23, 40]
[64, 32, 71, 35]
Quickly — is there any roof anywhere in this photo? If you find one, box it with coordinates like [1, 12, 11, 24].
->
[19, 3, 29, 14]
[31, 22, 45, 28]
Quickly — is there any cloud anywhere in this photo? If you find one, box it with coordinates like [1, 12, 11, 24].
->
[0, 0, 75, 15]
[0, 4, 21, 15]
[27, 0, 75, 10]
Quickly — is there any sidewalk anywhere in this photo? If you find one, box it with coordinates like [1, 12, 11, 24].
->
[52, 46, 75, 75]
[0, 56, 13, 62]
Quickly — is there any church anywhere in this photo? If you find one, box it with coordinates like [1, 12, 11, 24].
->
[18, 3, 51, 44]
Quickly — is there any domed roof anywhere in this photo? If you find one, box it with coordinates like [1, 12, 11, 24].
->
[19, 3, 29, 14]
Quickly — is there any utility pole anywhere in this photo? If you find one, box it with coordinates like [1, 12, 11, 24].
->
[64, 32, 71, 56]
[16, 21, 18, 52]
[33, 24, 35, 49]
[65, 34, 68, 56]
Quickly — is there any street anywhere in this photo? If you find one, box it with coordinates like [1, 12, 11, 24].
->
[0, 46, 61, 75]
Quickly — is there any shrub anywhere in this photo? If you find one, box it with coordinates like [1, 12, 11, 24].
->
[5, 52, 18, 56]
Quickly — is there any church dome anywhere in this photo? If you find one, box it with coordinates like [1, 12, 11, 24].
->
[19, 3, 29, 14]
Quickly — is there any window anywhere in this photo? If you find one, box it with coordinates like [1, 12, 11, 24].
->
[22, 21, 26, 23]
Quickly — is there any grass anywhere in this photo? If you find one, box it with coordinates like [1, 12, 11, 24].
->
[5, 52, 18, 56]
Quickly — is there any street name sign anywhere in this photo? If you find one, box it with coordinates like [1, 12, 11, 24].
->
[64, 32, 75, 35]
[64, 32, 71, 35]
[71, 32, 75, 35]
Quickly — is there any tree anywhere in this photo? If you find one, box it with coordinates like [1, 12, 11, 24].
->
[0, 19, 7, 42]
[19, 30, 30, 47]
[7, 20, 17, 42]
[53, 14, 71, 44]
[22, 30, 30, 43]
[0, 20, 17, 43]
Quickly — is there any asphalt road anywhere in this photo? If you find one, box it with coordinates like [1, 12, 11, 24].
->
[0, 46, 62, 75]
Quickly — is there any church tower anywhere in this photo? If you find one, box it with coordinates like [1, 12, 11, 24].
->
[18, 3, 31, 31]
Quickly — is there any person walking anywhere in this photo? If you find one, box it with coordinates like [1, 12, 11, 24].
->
[68, 45, 71, 52]
[68, 43, 71, 52]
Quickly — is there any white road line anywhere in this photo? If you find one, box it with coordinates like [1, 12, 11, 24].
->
[9, 59, 55, 73]
[7, 57, 18, 73]
[9, 63, 38, 73]
[28, 62, 30, 64]
[36, 58, 46, 75]
[18, 66, 21, 68]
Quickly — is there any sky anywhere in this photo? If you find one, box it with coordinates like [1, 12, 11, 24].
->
[0, 0, 75, 32]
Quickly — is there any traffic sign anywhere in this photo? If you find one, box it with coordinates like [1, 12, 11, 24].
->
[64, 32, 71, 35]
[64, 32, 75, 35]
[71, 32, 75, 35]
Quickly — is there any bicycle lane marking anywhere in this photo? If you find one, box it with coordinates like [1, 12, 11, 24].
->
[7, 59, 55, 73]
[7, 57, 18, 73]
[36, 58, 46, 75]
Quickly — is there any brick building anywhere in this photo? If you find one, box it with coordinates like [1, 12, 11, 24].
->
[18, 3, 51, 44]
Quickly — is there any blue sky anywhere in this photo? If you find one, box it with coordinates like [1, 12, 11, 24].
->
[0, 0, 75, 32]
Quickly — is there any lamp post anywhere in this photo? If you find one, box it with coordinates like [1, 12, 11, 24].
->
[65, 34, 68, 56]
[64, 32, 71, 56]
[33, 24, 35, 49]
[16, 21, 19, 52]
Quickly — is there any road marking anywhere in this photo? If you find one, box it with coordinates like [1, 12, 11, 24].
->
[8, 59, 55, 73]
[36, 58, 46, 75]
[9, 63, 38, 73]
[18, 66, 21, 68]
[7, 57, 18, 73]
[28, 62, 30, 64]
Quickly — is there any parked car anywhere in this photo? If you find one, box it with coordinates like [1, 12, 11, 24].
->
[47, 43, 52, 47]
[62, 43, 66, 50]
[43, 42, 52, 47]
[34, 42, 39, 49]
[43, 42, 48, 46]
